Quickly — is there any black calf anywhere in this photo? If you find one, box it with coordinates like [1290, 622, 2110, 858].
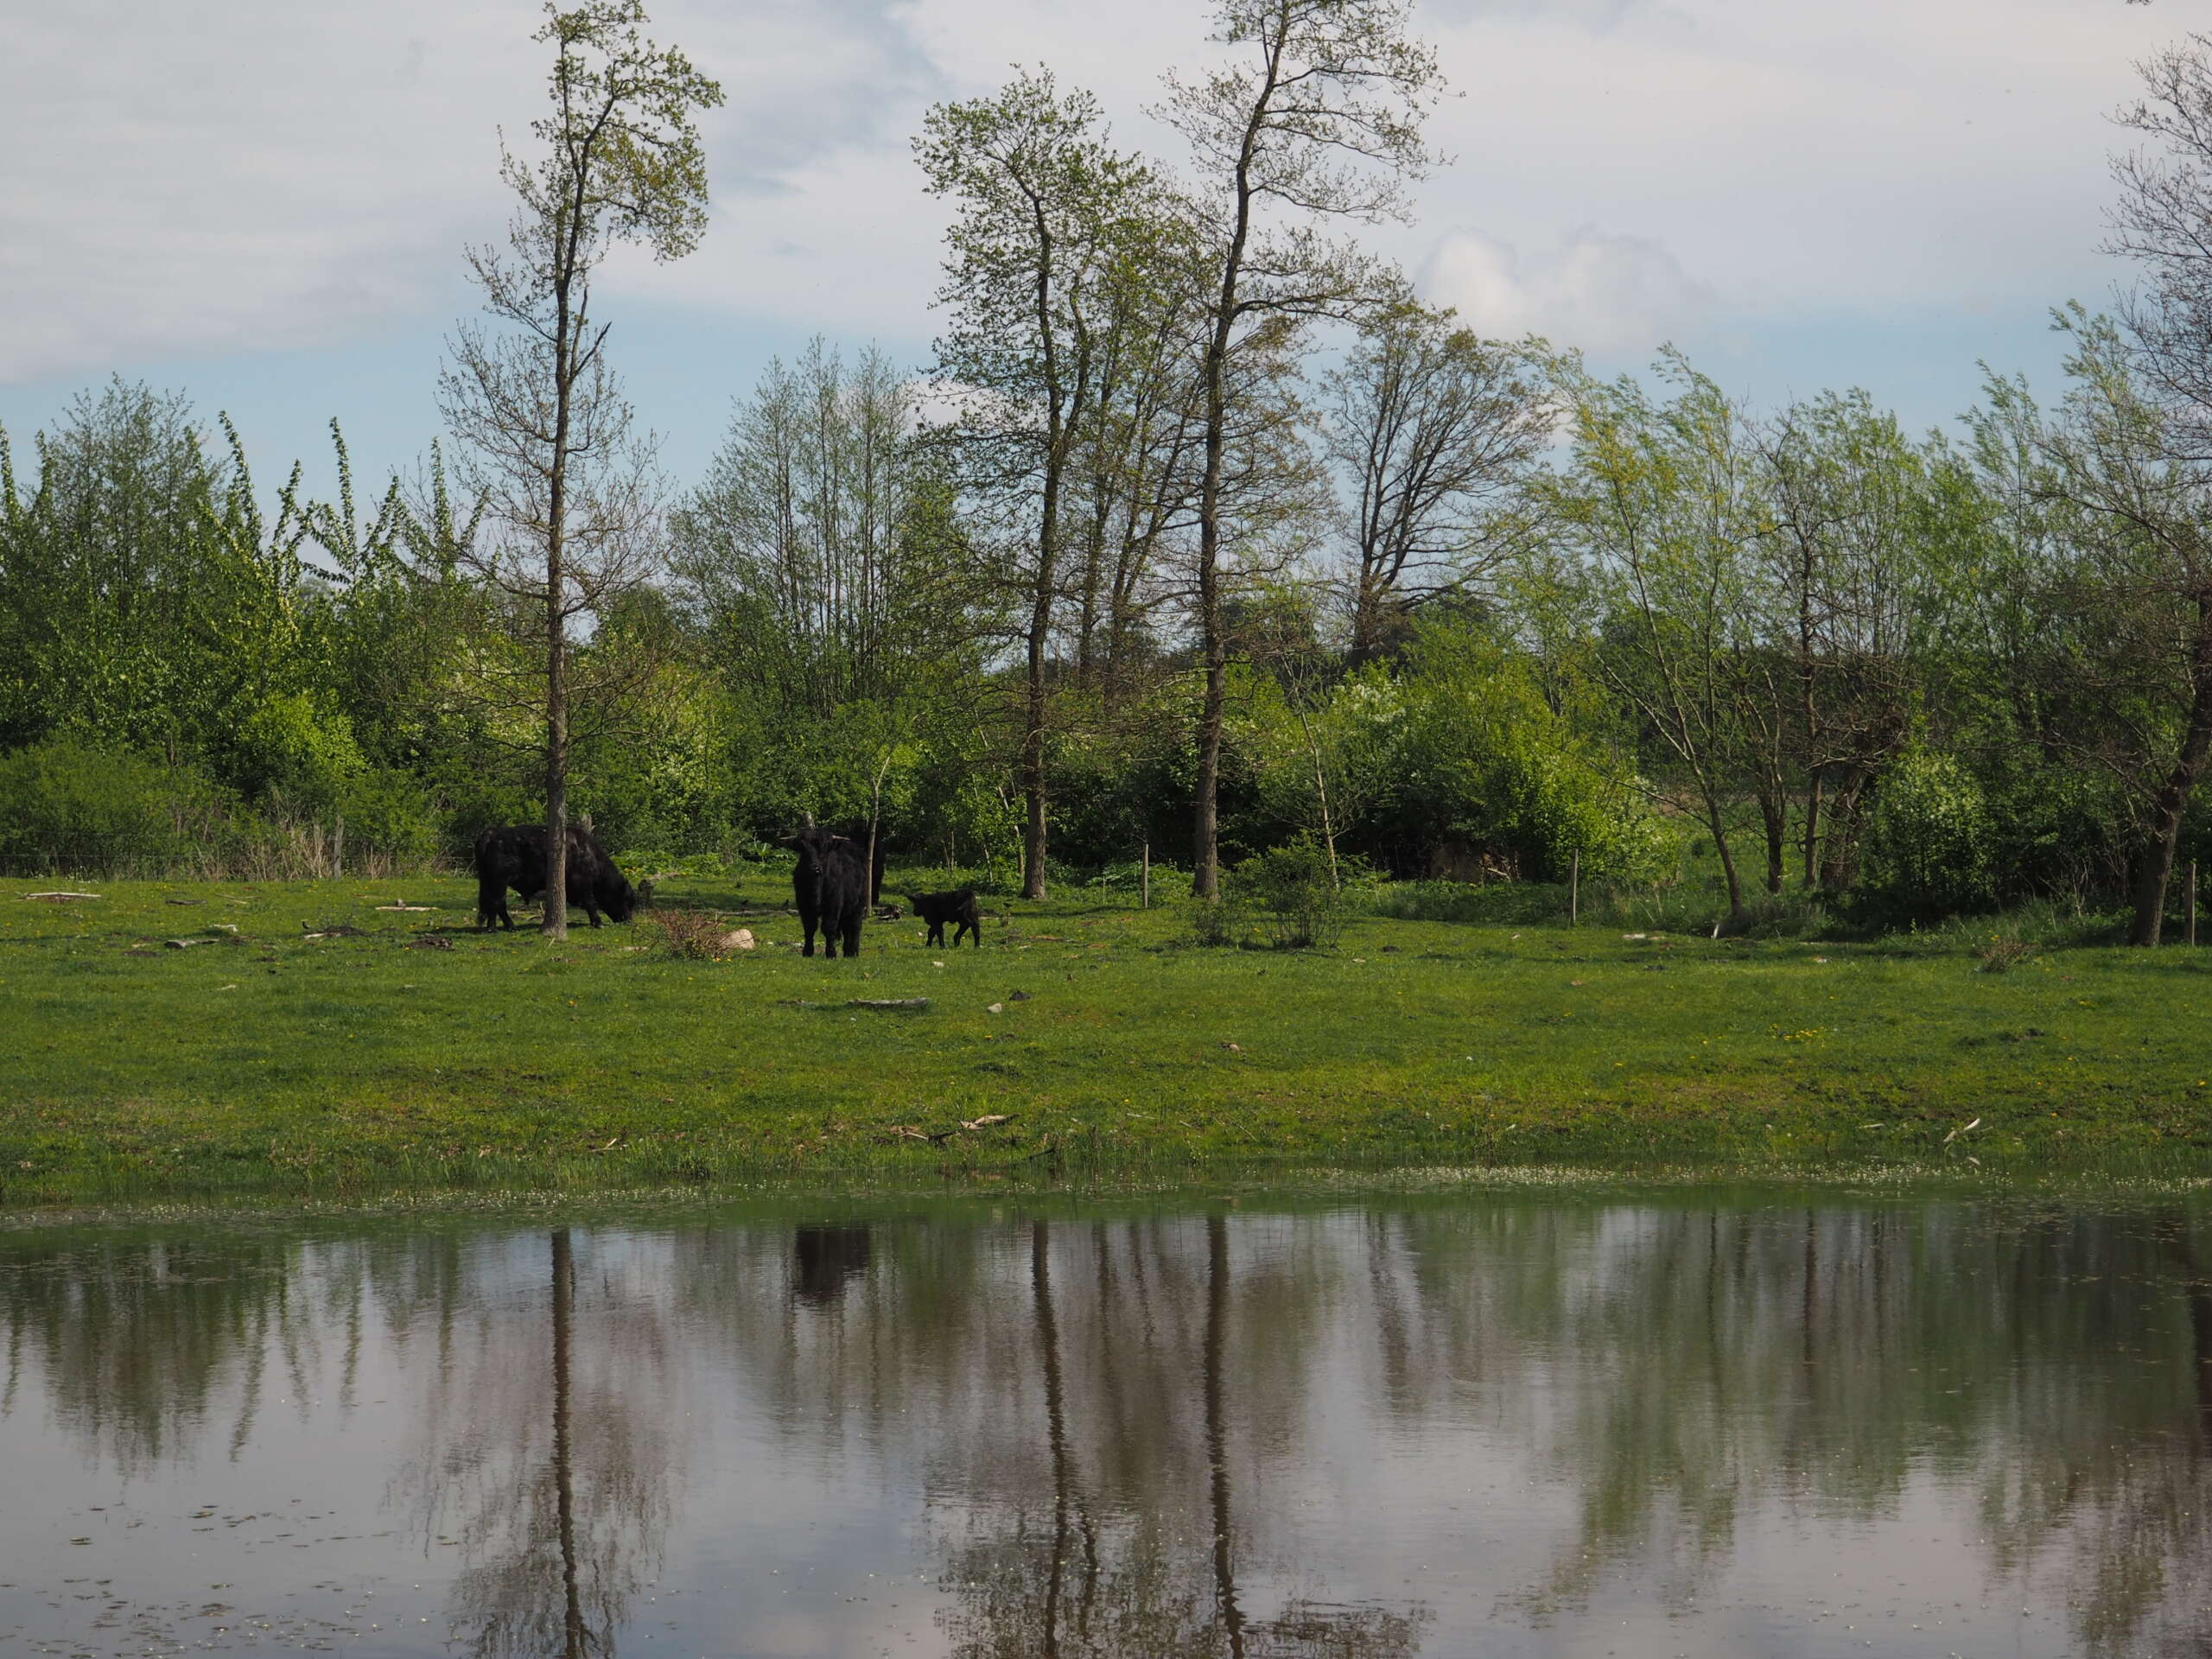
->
[906, 888, 981, 949]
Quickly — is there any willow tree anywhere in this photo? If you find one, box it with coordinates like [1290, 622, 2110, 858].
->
[1162, 0, 1445, 898]
[440, 1, 721, 937]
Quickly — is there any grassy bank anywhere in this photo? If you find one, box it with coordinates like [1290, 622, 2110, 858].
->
[3, 871, 2212, 1205]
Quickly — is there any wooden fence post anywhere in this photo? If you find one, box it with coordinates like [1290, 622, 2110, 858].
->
[1141, 841, 1150, 911]
[1570, 850, 1580, 927]
[2191, 859, 2199, 949]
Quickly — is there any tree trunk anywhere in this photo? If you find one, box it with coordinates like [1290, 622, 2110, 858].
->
[1299, 709, 1338, 888]
[1801, 771, 1824, 892]
[550, 1229, 585, 1659]
[2129, 607, 2212, 945]
[1192, 86, 1262, 903]
[1022, 650, 1050, 901]
[542, 274, 573, 940]
[1701, 785, 1745, 918]
[1205, 1212, 1245, 1656]
[1192, 345, 1228, 899]
[1758, 791, 1786, 896]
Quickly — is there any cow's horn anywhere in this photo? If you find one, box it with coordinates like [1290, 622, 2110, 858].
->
[804, 810, 816, 829]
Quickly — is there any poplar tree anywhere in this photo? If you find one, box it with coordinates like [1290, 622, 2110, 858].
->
[440, 1, 721, 937]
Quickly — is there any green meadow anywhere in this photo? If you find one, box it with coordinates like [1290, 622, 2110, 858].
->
[4, 872, 2212, 1207]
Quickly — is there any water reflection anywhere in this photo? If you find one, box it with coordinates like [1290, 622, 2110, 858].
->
[4, 1196, 2212, 1656]
[792, 1225, 872, 1307]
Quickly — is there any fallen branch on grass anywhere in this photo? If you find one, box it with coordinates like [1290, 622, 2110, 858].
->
[880, 1111, 1016, 1146]
[22, 892, 99, 902]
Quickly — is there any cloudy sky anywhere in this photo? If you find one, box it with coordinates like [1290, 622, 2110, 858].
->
[0, 0, 2183, 494]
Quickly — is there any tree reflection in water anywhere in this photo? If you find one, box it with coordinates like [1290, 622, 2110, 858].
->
[932, 1214, 1427, 1659]
[14, 1200, 2212, 1654]
[426, 1226, 673, 1659]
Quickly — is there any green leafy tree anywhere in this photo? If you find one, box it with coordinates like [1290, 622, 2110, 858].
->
[918, 68, 1164, 899]
[1162, 0, 1446, 899]
[1543, 354, 1767, 918]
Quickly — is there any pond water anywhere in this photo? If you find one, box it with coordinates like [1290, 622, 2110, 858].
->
[3, 1188, 2210, 1657]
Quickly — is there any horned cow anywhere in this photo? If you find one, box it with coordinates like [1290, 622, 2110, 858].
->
[784, 823, 868, 957]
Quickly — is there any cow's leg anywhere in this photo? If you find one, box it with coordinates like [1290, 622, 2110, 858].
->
[843, 917, 862, 957]
[801, 912, 817, 957]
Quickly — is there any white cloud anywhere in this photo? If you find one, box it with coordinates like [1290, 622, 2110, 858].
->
[0, 0, 2183, 389]
[1421, 226, 1716, 354]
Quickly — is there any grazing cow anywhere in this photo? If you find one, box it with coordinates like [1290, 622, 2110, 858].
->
[783, 823, 867, 957]
[474, 823, 639, 930]
[906, 888, 981, 949]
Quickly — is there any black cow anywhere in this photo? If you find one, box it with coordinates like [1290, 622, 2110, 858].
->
[783, 823, 867, 957]
[474, 823, 639, 930]
[906, 888, 981, 949]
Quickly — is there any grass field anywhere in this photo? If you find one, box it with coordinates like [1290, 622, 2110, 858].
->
[3, 868, 2212, 1206]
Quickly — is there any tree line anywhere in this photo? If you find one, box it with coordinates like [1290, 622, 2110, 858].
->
[8, 3, 2212, 943]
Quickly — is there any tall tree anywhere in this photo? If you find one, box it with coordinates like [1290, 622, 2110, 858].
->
[1162, 0, 1445, 898]
[918, 70, 1160, 899]
[1324, 303, 1553, 661]
[439, 0, 721, 938]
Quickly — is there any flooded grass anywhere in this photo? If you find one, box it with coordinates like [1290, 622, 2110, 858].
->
[7, 871, 2212, 1206]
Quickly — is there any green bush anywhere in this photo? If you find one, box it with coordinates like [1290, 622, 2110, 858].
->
[0, 741, 242, 875]
[1231, 841, 1346, 950]
[335, 767, 441, 867]
[1862, 747, 1995, 918]
[221, 692, 366, 810]
[1185, 891, 1249, 948]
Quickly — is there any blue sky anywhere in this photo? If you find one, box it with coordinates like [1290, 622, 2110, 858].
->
[0, 0, 2177, 500]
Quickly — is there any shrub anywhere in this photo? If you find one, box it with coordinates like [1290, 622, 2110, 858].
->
[0, 741, 242, 875]
[1862, 747, 1995, 918]
[1185, 892, 1249, 949]
[1232, 841, 1346, 950]
[335, 767, 442, 868]
[1977, 933, 2033, 974]
[221, 692, 366, 809]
